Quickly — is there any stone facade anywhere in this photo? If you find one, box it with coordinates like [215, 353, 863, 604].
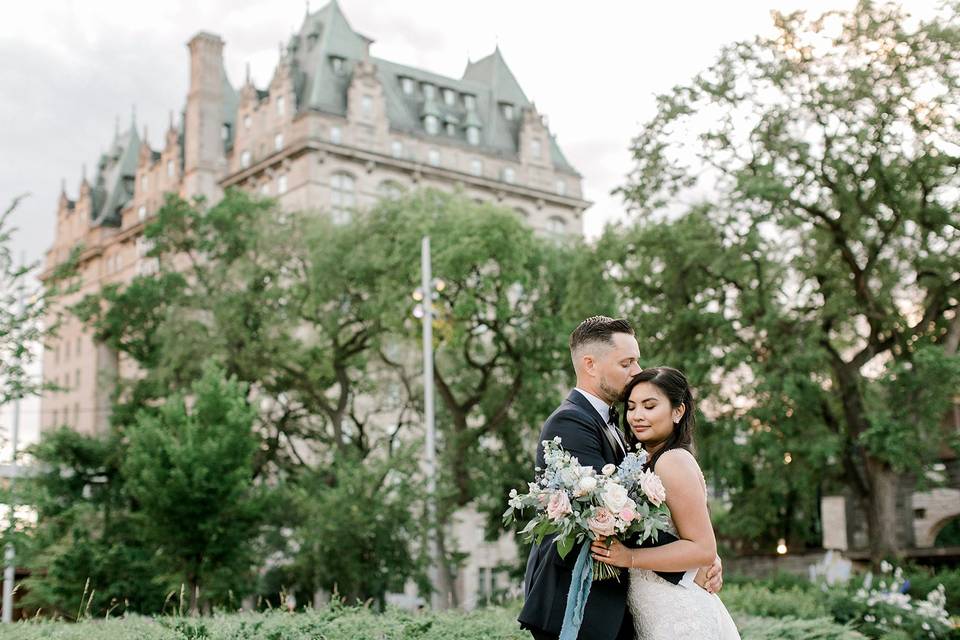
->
[39, 0, 586, 609]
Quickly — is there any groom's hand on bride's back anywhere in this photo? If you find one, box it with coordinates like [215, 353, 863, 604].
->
[694, 555, 723, 593]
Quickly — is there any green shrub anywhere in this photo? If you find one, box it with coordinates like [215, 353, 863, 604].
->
[721, 583, 830, 619]
[734, 614, 867, 639]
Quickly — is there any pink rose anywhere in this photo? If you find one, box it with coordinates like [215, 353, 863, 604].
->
[546, 491, 572, 522]
[587, 507, 617, 537]
[640, 470, 667, 507]
[619, 506, 636, 523]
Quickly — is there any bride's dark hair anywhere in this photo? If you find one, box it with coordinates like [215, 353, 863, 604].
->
[620, 366, 696, 470]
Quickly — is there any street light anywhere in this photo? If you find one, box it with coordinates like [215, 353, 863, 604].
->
[413, 236, 445, 609]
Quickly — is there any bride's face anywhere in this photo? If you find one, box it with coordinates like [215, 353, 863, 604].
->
[625, 382, 682, 449]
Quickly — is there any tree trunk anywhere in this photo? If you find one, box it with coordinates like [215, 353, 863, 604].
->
[863, 456, 901, 563]
[434, 523, 459, 609]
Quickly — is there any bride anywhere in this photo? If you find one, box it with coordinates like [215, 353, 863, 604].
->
[591, 366, 740, 640]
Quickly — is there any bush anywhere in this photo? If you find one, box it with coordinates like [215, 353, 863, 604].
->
[0, 605, 530, 640]
[721, 583, 830, 619]
[902, 564, 960, 616]
[734, 615, 867, 639]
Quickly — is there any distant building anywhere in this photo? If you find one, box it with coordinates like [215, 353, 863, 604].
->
[40, 0, 588, 609]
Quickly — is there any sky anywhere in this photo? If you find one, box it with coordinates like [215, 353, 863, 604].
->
[0, 0, 942, 450]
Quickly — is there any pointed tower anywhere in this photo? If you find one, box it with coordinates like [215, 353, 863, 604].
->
[184, 32, 226, 202]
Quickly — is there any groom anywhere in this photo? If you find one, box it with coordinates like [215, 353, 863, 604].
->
[518, 316, 723, 640]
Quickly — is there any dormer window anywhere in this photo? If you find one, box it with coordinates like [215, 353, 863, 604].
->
[361, 94, 373, 116]
[443, 89, 456, 106]
[424, 115, 440, 135]
[502, 167, 515, 183]
[555, 179, 566, 196]
[331, 56, 345, 74]
[428, 149, 440, 166]
[391, 140, 404, 158]
[244, 114, 252, 129]
[401, 77, 415, 95]
[422, 83, 435, 100]
[141, 175, 149, 191]
[221, 123, 231, 141]
[330, 126, 342, 144]
[276, 96, 285, 116]
[466, 126, 480, 146]
[167, 159, 174, 178]
[241, 150, 251, 168]
[274, 133, 284, 151]
[464, 94, 476, 110]
[531, 139, 541, 159]
[445, 123, 456, 137]
[501, 103, 514, 120]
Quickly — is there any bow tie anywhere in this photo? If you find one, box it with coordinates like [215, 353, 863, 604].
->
[608, 405, 620, 428]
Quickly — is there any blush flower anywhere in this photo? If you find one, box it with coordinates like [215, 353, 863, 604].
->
[546, 491, 572, 522]
[587, 507, 617, 537]
[639, 470, 666, 507]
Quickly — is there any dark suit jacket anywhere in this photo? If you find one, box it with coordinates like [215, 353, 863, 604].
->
[517, 390, 681, 640]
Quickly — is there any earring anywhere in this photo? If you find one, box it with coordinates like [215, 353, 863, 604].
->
[673, 417, 680, 424]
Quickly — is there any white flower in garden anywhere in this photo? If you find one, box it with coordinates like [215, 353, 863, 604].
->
[602, 464, 616, 476]
[880, 560, 892, 573]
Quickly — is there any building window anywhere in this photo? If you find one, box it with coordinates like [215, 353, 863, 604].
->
[378, 180, 403, 199]
[138, 205, 147, 221]
[244, 114, 252, 129]
[531, 139, 541, 159]
[52, 409, 58, 426]
[76, 336, 81, 355]
[331, 56, 344, 74]
[65, 339, 70, 359]
[75, 368, 81, 388]
[422, 83, 435, 100]
[428, 149, 440, 167]
[74, 402, 80, 425]
[276, 95, 285, 116]
[241, 150, 251, 168]
[391, 140, 404, 159]
[547, 216, 566, 235]
[501, 103, 514, 120]
[141, 175, 149, 191]
[277, 174, 288, 194]
[330, 172, 355, 225]
[445, 122, 456, 137]
[221, 123, 231, 141]
[54, 345, 59, 364]
[470, 159, 483, 176]
[466, 126, 480, 146]
[502, 167, 515, 183]
[361, 94, 373, 116]
[443, 88, 455, 106]
[274, 133, 284, 151]
[401, 77, 415, 95]
[555, 180, 566, 196]
[260, 183, 270, 196]
[464, 94, 476, 110]
[330, 126, 342, 144]
[424, 115, 439, 135]
[166, 159, 174, 177]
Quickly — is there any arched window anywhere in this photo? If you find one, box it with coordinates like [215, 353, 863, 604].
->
[331, 172, 355, 224]
[378, 180, 404, 200]
[546, 216, 566, 235]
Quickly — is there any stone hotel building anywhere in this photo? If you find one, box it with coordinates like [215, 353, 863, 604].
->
[40, 0, 589, 608]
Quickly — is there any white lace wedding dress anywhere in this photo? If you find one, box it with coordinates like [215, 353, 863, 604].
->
[626, 464, 741, 640]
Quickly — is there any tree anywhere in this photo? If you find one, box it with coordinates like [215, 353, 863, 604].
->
[0, 196, 75, 407]
[122, 361, 267, 615]
[615, 1, 960, 560]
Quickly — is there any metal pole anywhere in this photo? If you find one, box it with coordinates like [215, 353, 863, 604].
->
[420, 236, 440, 609]
[2, 273, 24, 623]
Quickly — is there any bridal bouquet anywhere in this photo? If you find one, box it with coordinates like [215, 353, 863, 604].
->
[503, 436, 672, 582]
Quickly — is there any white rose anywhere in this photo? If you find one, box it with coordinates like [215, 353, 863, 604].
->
[577, 476, 598, 494]
[601, 483, 630, 513]
[601, 464, 616, 476]
[559, 467, 580, 487]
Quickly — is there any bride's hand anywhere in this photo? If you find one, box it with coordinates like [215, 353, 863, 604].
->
[590, 536, 632, 568]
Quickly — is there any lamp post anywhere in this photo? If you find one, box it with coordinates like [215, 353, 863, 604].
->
[412, 236, 445, 609]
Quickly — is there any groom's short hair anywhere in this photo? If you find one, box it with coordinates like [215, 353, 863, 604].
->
[569, 316, 634, 355]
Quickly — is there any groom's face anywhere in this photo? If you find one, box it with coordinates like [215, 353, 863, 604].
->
[593, 332, 642, 404]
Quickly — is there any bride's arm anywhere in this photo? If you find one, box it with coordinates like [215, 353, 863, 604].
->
[591, 450, 716, 572]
